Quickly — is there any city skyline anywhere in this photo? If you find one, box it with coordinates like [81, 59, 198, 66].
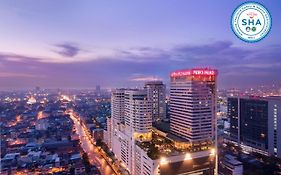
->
[1, 0, 281, 90]
[1, 1, 281, 174]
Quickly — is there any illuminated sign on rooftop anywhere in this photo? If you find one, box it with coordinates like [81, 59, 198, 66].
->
[170, 69, 217, 77]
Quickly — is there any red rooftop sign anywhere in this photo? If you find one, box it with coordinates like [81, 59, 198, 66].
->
[170, 69, 217, 77]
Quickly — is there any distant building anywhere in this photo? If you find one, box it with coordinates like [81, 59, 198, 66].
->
[144, 81, 167, 122]
[73, 162, 86, 175]
[42, 140, 79, 153]
[27, 96, 36, 105]
[35, 119, 49, 130]
[219, 154, 243, 175]
[96, 85, 101, 92]
[35, 86, 40, 92]
[1, 153, 20, 170]
[227, 96, 281, 158]
[96, 85, 101, 96]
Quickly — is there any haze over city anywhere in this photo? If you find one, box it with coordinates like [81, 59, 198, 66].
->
[1, 0, 281, 90]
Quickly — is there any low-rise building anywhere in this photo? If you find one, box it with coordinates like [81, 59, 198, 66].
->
[219, 154, 243, 175]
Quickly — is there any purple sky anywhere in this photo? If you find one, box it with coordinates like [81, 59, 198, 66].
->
[0, 0, 281, 90]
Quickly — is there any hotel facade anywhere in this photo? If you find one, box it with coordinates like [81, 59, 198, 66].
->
[106, 68, 218, 175]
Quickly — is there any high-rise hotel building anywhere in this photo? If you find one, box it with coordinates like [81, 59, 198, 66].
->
[144, 81, 166, 122]
[107, 89, 125, 151]
[109, 89, 153, 173]
[170, 68, 217, 144]
[124, 90, 152, 141]
[111, 89, 126, 124]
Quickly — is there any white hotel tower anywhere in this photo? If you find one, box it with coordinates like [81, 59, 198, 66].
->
[124, 90, 152, 141]
[170, 68, 218, 145]
[111, 88, 126, 124]
[144, 81, 166, 122]
[109, 89, 152, 174]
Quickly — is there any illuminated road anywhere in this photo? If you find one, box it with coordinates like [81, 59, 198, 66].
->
[68, 111, 116, 175]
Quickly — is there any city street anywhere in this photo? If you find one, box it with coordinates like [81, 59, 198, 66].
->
[68, 111, 117, 175]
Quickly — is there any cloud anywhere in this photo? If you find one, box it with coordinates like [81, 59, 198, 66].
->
[231, 62, 281, 69]
[53, 43, 81, 57]
[0, 72, 45, 78]
[174, 41, 233, 56]
[0, 51, 62, 63]
[0, 40, 280, 89]
[129, 75, 162, 82]
[0, 52, 42, 62]
[115, 47, 170, 63]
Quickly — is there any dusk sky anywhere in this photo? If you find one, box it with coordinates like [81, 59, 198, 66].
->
[0, 0, 281, 90]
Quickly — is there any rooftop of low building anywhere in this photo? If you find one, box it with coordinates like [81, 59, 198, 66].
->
[136, 131, 213, 160]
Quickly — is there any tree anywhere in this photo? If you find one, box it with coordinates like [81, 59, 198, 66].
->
[147, 144, 160, 160]
[96, 138, 102, 147]
[82, 152, 91, 173]
[69, 166, 75, 175]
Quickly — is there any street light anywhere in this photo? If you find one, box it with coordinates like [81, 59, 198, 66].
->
[184, 153, 192, 161]
[160, 157, 168, 165]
